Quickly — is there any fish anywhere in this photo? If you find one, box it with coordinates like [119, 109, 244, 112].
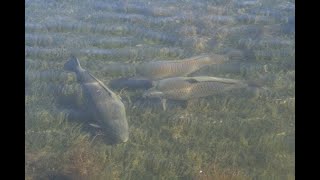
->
[143, 76, 259, 110]
[64, 56, 129, 144]
[135, 54, 228, 80]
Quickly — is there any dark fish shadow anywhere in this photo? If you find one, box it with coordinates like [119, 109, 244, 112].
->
[108, 77, 153, 90]
[125, 96, 188, 111]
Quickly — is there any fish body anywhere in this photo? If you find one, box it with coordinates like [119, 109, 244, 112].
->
[143, 76, 249, 101]
[64, 56, 129, 144]
[136, 54, 228, 80]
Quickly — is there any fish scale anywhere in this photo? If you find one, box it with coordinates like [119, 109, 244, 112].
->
[187, 81, 239, 99]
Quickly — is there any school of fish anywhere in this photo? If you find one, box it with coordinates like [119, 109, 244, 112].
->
[64, 53, 263, 144]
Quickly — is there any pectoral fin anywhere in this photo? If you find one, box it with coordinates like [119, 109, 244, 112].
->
[89, 123, 102, 128]
[161, 98, 167, 111]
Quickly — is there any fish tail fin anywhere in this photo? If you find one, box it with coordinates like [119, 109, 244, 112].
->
[226, 49, 245, 61]
[247, 80, 262, 88]
[246, 74, 271, 97]
[64, 55, 82, 72]
[247, 72, 272, 88]
[225, 48, 255, 62]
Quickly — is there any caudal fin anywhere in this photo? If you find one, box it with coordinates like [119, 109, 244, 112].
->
[245, 74, 271, 97]
[247, 80, 262, 88]
[250, 73, 273, 87]
[64, 56, 82, 72]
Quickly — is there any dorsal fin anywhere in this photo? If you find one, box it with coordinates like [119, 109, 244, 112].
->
[147, 54, 210, 63]
[87, 72, 118, 98]
[184, 76, 243, 84]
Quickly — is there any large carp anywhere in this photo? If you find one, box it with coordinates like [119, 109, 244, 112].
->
[64, 56, 129, 144]
[135, 54, 228, 80]
[143, 76, 259, 110]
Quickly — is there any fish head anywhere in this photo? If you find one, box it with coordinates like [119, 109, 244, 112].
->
[100, 122, 129, 144]
[97, 101, 129, 144]
[105, 120, 129, 144]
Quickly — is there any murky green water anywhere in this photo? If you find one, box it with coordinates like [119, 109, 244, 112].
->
[25, 0, 295, 179]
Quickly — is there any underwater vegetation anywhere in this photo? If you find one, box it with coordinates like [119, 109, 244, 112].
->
[25, 0, 295, 179]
